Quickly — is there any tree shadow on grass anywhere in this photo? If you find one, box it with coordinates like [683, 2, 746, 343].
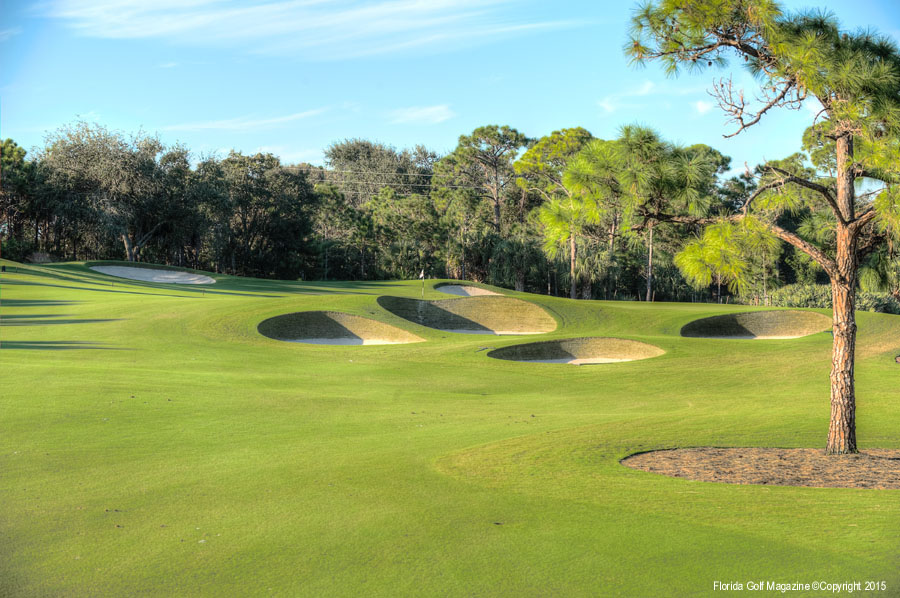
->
[0, 315, 123, 326]
[0, 341, 127, 350]
[377, 296, 493, 333]
[2, 299, 82, 307]
[258, 312, 364, 343]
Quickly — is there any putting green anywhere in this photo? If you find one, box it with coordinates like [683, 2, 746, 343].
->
[3, 259, 900, 597]
[487, 337, 664, 365]
[258, 311, 424, 345]
[680, 309, 831, 339]
[377, 295, 557, 335]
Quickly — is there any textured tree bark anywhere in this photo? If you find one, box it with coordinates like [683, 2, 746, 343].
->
[826, 135, 859, 455]
[828, 273, 858, 454]
[645, 224, 654, 302]
[569, 232, 577, 300]
[121, 233, 135, 262]
[515, 270, 525, 292]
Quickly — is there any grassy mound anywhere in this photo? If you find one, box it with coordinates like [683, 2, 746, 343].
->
[680, 309, 831, 339]
[258, 311, 424, 345]
[488, 337, 664, 365]
[377, 295, 556, 334]
[434, 283, 500, 297]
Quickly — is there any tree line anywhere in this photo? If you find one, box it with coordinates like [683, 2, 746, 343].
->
[6, 118, 888, 307]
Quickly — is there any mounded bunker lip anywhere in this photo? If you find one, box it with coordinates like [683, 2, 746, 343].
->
[680, 309, 830, 339]
[488, 337, 664, 365]
[90, 265, 216, 285]
[434, 283, 500, 297]
[621, 447, 900, 489]
[258, 311, 425, 345]
[377, 295, 556, 335]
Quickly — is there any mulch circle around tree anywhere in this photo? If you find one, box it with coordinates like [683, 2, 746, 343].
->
[621, 448, 900, 489]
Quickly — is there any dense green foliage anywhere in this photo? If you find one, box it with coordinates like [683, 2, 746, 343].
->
[4, 124, 865, 305]
[771, 283, 900, 314]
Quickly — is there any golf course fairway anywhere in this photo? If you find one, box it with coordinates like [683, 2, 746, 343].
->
[3, 260, 900, 597]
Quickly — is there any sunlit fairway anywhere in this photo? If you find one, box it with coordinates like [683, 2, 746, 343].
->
[3, 259, 900, 597]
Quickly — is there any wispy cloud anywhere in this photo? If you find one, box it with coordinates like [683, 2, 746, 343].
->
[0, 27, 22, 42]
[39, 1, 576, 60]
[157, 61, 178, 68]
[164, 108, 327, 131]
[694, 100, 713, 115]
[598, 80, 710, 114]
[389, 104, 455, 125]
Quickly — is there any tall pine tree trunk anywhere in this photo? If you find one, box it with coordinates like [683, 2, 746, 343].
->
[826, 135, 859, 455]
[645, 224, 654, 302]
[121, 233, 135, 262]
[569, 231, 577, 300]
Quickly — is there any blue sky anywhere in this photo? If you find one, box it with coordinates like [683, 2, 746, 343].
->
[2, 0, 899, 173]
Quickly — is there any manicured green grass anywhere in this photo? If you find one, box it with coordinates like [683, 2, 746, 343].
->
[2, 259, 900, 597]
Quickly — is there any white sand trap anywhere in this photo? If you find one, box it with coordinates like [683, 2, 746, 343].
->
[258, 311, 424, 346]
[287, 338, 412, 345]
[91, 265, 215, 285]
[441, 328, 546, 336]
[523, 357, 634, 365]
[436, 284, 500, 297]
[488, 337, 664, 365]
[680, 310, 831, 339]
[377, 296, 557, 335]
[715, 335, 805, 340]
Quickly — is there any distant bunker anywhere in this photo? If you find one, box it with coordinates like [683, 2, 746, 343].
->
[488, 337, 664, 365]
[258, 311, 424, 345]
[435, 284, 500, 297]
[680, 310, 831, 339]
[91, 265, 215, 285]
[378, 296, 556, 335]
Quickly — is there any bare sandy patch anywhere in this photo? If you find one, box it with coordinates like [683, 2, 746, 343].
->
[436, 285, 500, 297]
[680, 310, 830, 339]
[377, 295, 556, 335]
[258, 311, 424, 346]
[488, 337, 664, 365]
[622, 447, 900, 489]
[91, 266, 215, 285]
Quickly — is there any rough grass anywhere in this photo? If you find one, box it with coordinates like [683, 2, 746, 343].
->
[3, 260, 900, 597]
[257, 311, 425, 344]
[680, 309, 832, 339]
[487, 337, 664, 363]
[377, 295, 557, 334]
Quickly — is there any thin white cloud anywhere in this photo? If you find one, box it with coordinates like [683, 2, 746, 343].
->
[164, 108, 327, 131]
[598, 80, 711, 114]
[389, 104, 455, 125]
[39, 1, 576, 60]
[0, 27, 23, 42]
[694, 100, 713, 115]
[157, 61, 178, 68]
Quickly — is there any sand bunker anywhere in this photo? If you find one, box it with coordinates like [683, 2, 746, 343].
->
[435, 284, 500, 297]
[258, 311, 424, 345]
[680, 310, 830, 339]
[488, 337, 664, 365]
[377, 296, 556, 335]
[91, 265, 215, 285]
[622, 447, 900, 489]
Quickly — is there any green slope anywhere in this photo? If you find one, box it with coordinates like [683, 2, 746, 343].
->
[2, 259, 900, 597]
